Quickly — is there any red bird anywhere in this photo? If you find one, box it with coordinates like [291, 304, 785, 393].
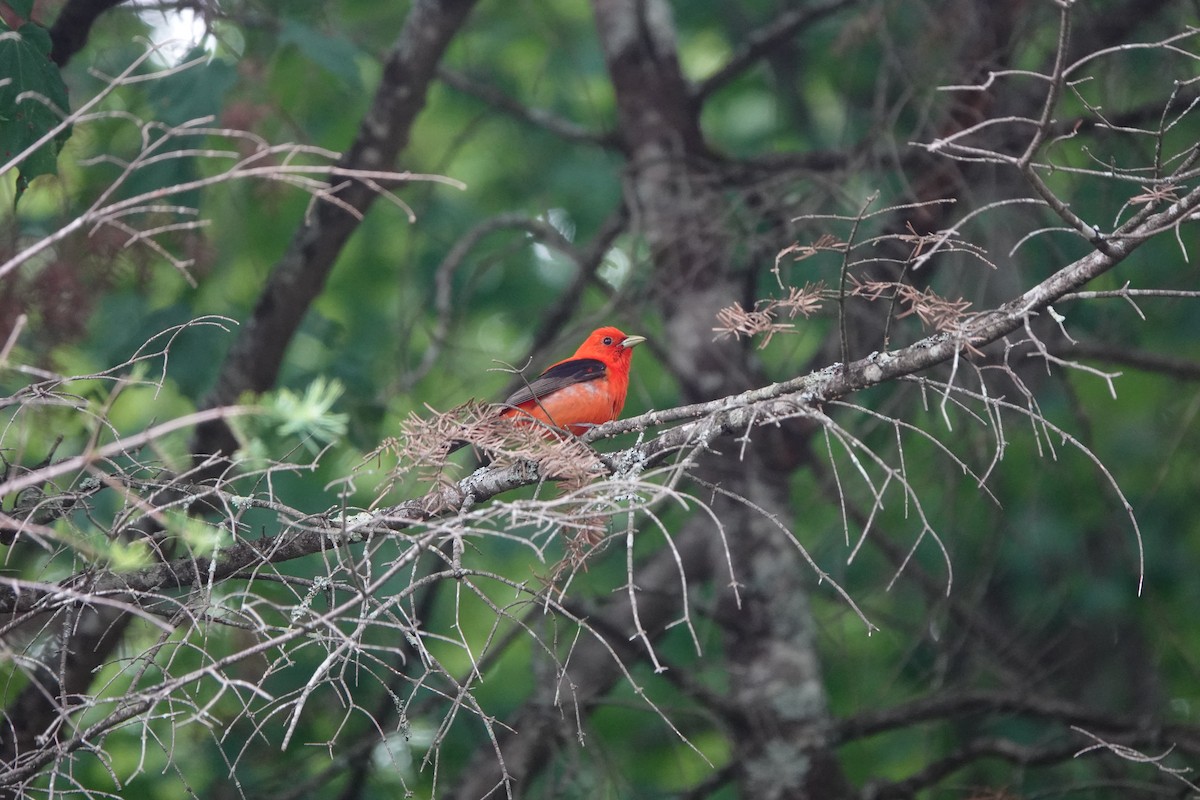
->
[500, 326, 646, 436]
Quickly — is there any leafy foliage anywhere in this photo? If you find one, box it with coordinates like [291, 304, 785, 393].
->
[0, 19, 71, 198]
[4, 2, 1200, 799]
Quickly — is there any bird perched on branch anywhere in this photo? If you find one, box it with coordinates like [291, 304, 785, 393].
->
[499, 326, 646, 436]
[444, 326, 645, 456]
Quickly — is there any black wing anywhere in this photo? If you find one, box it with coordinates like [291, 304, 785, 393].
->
[503, 358, 607, 408]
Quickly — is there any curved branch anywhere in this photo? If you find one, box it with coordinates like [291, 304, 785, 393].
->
[403, 212, 591, 389]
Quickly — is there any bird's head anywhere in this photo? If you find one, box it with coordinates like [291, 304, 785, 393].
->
[575, 326, 646, 367]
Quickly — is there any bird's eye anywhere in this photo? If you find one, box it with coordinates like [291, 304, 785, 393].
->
[602, 336, 613, 345]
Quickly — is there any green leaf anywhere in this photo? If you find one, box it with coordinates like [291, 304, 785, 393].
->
[6, 0, 34, 21]
[161, 509, 233, 554]
[279, 19, 365, 91]
[0, 22, 72, 200]
[271, 376, 349, 451]
[106, 539, 153, 572]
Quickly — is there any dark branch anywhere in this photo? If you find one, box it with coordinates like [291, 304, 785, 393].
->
[694, 0, 862, 102]
[1063, 340, 1200, 381]
[192, 0, 479, 460]
[49, 0, 130, 66]
[437, 68, 620, 148]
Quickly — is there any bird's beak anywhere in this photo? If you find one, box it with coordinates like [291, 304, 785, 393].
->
[620, 334, 647, 349]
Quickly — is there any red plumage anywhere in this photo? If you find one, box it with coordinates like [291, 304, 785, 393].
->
[500, 326, 645, 436]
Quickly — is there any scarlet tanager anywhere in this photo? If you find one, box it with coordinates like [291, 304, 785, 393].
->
[499, 326, 646, 436]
